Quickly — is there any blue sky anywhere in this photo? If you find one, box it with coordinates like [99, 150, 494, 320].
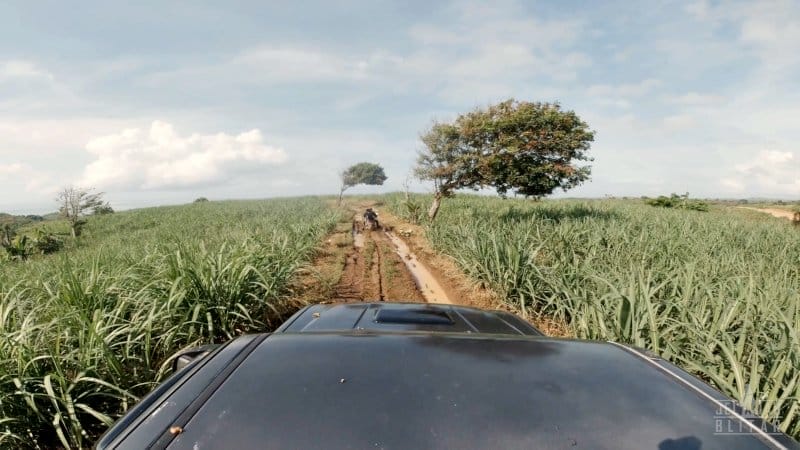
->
[1, 0, 798, 213]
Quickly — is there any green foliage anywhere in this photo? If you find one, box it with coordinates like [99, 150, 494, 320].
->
[461, 99, 595, 197]
[31, 229, 63, 255]
[1, 225, 31, 261]
[338, 163, 388, 205]
[2, 235, 30, 261]
[646, 193, 709, 212]
[341, 162, 388, 189]
[417, 99, 594, 199]
[400, 196, 424, 225]
[0, 198, 341, 448]
[415, 122, 463, 198]
[2, 226, 64, 261]
[193, 197, 209, 203]
[0, 213, 44, 231]
[416, 99, 593, 220]
[92, 204, 114, 215]
[385, 194, 800, 439]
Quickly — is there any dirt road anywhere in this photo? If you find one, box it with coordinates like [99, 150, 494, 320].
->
[328, 211, 455, 304]
[738, 207, 798, 221]
[292, 201, 569, 336]
[384, 231, 453, 304]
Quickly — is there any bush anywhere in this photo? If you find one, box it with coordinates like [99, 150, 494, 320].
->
[32, 229, 63, 255]
[194, 197, 209, 203]
[1, 228, 63, 260]
[645, 193, 709, 212]
[2, 235, 30, 261]
[401, 197, 424, 224]
[93, 204, 114, 215]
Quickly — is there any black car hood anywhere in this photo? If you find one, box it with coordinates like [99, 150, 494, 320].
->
[163, 333, 789, 450]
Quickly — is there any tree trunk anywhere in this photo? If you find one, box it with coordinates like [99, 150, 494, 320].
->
[428, 193, 443, 221]
[337, 187, 345, 206]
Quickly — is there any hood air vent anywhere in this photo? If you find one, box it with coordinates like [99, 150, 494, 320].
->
[374, 307, 455, 325]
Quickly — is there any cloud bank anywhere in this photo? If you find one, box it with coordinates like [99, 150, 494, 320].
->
[722, 150, 800, 195]
[1, 1, 800, 213]
[80, 121, 287, 190]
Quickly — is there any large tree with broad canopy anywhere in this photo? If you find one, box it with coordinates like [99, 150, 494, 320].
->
[416, 99, 594, 220]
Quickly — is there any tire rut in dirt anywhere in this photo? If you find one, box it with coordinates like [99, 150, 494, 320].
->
[329, 225, 424, 303]
[375, 239, 386, 301]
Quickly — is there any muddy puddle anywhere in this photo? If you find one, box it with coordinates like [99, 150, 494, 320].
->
[385, 231, 453, 305]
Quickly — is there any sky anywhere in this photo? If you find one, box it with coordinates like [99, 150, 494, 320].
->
[1, 0, 798, 214]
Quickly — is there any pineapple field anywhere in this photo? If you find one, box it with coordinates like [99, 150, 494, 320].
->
[2, 193, 800, 447]
[0, 198, 341, 448]
[386, 193, 800, 438]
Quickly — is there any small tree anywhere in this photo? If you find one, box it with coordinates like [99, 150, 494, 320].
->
[416, 99, 594, 220]
[56, 186, 106, 237]
[400, 174, 424, 224]
[415, 122, 468, 220]
[194, 197, 209, 203]
[338, 162, 388, 205]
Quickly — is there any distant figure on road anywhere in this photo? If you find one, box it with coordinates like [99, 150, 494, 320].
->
[363, 208, 379, 230]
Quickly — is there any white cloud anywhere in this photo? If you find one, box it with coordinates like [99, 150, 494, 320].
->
[407, 24, 462, 45]
[733, 1, 800, 83]
[402, 3, 590, 99]
[586, 79, 662, 98]
[738, 2, 800, 47]
[232, 47, 372, 82]
[668, 92, 724, 106]
[661, 114, 698, 131]
[146, 2, 590, 108]
[0, 163, 25, 175]
[720, 178, 744, 191]
[4, 0, 800, 210]
[680, 0, 800, 76]
[0, 118, 135, 152]
[0, 60, 53, 82]
[685, 0, 711, 19]
[80, 121, 288, 190]
[0, 162, 54, 194]
[721, 150, 800, 195]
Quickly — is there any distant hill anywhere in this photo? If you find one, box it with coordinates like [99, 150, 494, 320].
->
[0, 212, 53, 230]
